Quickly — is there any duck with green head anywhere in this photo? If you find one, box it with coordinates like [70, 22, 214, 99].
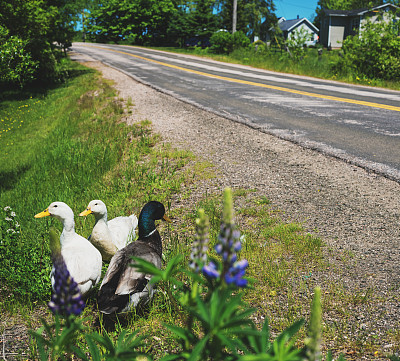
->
[97, 201, 170, 314]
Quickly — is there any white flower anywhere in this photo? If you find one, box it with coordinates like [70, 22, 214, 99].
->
[6, 228, 15, 234]
[10, 211, 16, 217]
[4, 206, 11, 211]
[5, 217, 12, 222]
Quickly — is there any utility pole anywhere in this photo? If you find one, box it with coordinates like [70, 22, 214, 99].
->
[232, 0, 237, 33]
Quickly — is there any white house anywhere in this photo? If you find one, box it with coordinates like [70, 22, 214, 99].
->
[265, 17, 320, 47]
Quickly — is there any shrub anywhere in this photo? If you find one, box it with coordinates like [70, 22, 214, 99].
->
[210, 30, 233, 54]
[233, 30, 251, 50]
[332, 16, 400, 80]
[0, 26, 38, 88]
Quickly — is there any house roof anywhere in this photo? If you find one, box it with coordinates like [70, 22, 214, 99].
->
[322, 3, 399, 17]
[278, 18, 319, 33]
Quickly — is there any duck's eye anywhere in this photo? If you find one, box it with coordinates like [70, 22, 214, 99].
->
[95, 203, 98, 206]
[54, 205, 58, 208]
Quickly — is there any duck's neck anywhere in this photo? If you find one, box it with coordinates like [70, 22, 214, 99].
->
[143, 229, 162, 258]
[60, 217, 75, 246]
[138, 217, 156, 239]
[94, 213, 107, 225]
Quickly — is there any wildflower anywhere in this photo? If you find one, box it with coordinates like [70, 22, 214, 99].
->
[189, 209, 209, 271]
[3, 206, 11, 211]
[203, 261, 220, 279]
[202, 188, 248, 288]
[10, 211, 16, 217]
[48, 228, 85, 317]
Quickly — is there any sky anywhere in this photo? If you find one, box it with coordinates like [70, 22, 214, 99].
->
[274, 0, 319, 21]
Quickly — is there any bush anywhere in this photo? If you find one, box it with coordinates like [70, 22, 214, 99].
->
[210, 30, 233, 54]
[233, 30, 251, 50]
[332, 16, 400, 80]
[0, 26, 38, 88]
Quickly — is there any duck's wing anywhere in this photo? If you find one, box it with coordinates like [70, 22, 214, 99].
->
[63, 243, 102, 286]
[97, 241, 160, 314]
[108, 214, 138, 249]
[115, 245, 161, 295]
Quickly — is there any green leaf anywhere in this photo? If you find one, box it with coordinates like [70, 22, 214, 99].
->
[187, 334, 210, 361]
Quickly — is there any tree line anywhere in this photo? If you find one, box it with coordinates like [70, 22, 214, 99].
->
[0, 0, 398, 87]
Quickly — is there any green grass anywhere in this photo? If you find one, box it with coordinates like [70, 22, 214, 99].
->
[1, 60, 399, 360]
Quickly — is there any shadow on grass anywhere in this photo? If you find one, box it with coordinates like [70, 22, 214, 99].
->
[0, 165, 31, 191]
[0, 66, 94, 105]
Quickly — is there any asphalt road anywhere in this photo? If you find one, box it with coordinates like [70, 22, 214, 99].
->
[71, 43, 400, 181]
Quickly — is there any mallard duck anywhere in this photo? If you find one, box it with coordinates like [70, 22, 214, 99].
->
[79, 200, 138, 261]
[35, 202, 102, 297]
[97, 201, 170, 314]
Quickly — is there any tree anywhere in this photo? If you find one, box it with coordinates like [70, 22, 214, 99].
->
[216, 0, 275, 39]
[86, 0, 176, 45]
[187, 0, 219, 38]
[0, 0, 84, 85]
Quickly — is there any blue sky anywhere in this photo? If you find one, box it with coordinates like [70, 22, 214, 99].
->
[274, 0, 319, 21]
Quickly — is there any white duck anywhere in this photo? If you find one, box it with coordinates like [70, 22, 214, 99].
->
[35, 202, 102, 297]
[79, 200, 138, 262]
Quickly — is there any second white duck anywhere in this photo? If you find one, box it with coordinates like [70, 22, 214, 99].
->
[79, 200, 138, 261]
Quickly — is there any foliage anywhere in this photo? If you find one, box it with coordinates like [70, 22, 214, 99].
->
[30, 189, 344, 361]
[210, 30, 234, 54]
[0, 27, 38, 87]
[217, 0, 276, 38]
[233, 30, 251, 49]
[86, 0, 176, 45]
[285, 27, 312, 60]
[0, 0, 83, 85]
[209, 30, 250, 54]
[332, 16, 400, 80]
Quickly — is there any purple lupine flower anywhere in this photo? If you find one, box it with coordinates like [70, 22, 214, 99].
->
[202, 188, 248, 288]
[225, 259, 249, 287]
[203, 261, 220, 279]
[48, 228, 85, 317]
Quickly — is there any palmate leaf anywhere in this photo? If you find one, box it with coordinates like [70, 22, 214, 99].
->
[187, 334, 210, 361]
[131, 255, 184, 286]
[164, 324, 195, 344]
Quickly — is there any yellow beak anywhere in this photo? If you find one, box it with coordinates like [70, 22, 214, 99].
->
[79, 208, 93, 217]
[34, 209, 51, 218]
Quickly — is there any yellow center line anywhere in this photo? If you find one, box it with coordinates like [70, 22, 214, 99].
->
[89, 45, 400, 112]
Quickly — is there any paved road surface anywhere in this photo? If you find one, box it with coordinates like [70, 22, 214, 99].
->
[71, 43, 400, 182]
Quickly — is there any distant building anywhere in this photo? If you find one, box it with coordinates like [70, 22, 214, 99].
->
[319, 3, 400, 48]
[264, 17, 319, 47]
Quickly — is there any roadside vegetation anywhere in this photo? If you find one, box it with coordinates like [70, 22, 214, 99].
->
[1, 59, 399, 360]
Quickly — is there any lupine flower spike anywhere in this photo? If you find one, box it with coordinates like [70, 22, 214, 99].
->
[189, 208, 210, 272]
[48, 228, 85, 317]
[203, 188, 248, 287]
